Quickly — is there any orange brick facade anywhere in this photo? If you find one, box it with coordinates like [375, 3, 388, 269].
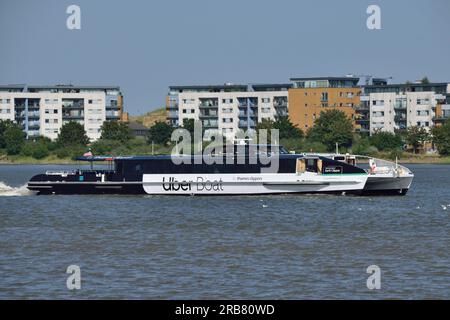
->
[288, 87, 361, 130]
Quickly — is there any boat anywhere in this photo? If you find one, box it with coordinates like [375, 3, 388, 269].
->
[27, 145, 370, 195]
[302, 153, 414, 195]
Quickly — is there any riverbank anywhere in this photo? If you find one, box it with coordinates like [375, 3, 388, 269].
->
[1, 153, 450, 165]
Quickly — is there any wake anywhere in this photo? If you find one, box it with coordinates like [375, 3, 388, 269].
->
[0, 181, 35, 196]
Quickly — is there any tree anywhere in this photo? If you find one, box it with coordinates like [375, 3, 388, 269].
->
[307, 110, 354, 151]
[421, 76, 430, 84]
[100, 121, 132, 142]
[405, 125, 429, 154]
[370, 131, 403, 151]
[0, 119, 17, 149]
[3, 123, 25, 155]
[182, 118, 196, 137]
[147, 121, 173, 145]
[57, 121, 90, 147]
[273, 116, 304, 140]
[255, 118, 275, 138]
[431, 120, 450, 155]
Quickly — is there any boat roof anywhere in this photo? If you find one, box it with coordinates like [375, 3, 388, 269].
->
[75, 153, 318, 162]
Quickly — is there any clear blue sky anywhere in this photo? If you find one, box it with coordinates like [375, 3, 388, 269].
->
[1, 0, 449, 115]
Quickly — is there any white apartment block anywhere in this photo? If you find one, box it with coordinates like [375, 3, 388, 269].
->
[166, 84, 290, 140]
[0, 84, 123, 141]
[362, 82, 449, 134]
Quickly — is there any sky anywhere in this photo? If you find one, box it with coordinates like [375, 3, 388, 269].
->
[1, 0, 449, 115]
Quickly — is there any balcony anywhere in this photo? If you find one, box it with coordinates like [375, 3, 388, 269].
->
[355, 118, 369, 125]
[63, 103, 84, 109]
[394, 115, 407, 122]
[167, 111, 179, 118]
[63, 112, 84, 119]
[199, 99, 218, 108]
[28, 122, 40, 129]
[202, 120, 218, 128]
[275, 111, 288, 117]
[432, 115, 450, 123]
[199, 110, 218, 118]
[372, 123, 384, 129]
[394, 105, 407, 110]
[238, 110, 258, 118]
[238, 120, 256, 128]
[62, 99, 84, 109]
[354, 104, 369, 112]
[273, 98, 288, 107]
[355, 127, 370, 133]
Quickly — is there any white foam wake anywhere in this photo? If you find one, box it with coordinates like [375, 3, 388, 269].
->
[0, 181, 35, 196]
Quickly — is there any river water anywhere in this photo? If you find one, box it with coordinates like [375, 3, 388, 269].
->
[0, 164, 449, 299]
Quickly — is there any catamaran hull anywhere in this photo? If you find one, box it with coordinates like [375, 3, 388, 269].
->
[362, 175, 414, 196]
[28, 173, 368, 195]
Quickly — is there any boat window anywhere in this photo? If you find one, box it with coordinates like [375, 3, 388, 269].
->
[296, 158, 306, 173]
[115, 161, 123, 174]
[317, 159, 323, 174]
[134, 163, 143, 173]
[306, 158, 318, 172]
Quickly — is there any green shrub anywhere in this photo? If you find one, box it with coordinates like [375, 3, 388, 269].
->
[32, 144, 49, 159]
[90, 139, 122, 155]
[370, 131, 403, 151]
[55, 147, 71, 159]
[20, 143, 34, 157]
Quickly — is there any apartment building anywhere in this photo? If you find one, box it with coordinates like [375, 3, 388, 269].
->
[432, 85, 450, 127]
[288, 77, 361, 131]
[166, 84, 290, 139]
[0, 84, 125, 141]
[362, 82, 448, 134]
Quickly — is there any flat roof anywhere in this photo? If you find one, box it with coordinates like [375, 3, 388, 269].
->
[0, 84, 26, 89]
[251, 83, 292, 90]
[364, 82, 448, 88]
[290, 77, 360, 82]
[28, 85, 120, 90]
[169, 84, 247, 90]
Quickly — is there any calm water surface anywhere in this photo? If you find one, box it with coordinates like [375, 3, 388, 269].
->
[0, 164, 449, 299]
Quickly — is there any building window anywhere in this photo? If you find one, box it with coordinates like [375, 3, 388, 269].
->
[372, 100, 384, 106]
[222, 98, 233, 104]
[261, 98, 270, 103]
[321, 92, 328, 102]
[182, 99, 195, 104]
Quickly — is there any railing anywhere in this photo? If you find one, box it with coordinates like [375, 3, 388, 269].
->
[167, 111, 179, 118]
[62, 103, 84, 109]
[199, 103, 218, 108]
[199, 112, 218, 117]
[273, 100, 287, 107]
